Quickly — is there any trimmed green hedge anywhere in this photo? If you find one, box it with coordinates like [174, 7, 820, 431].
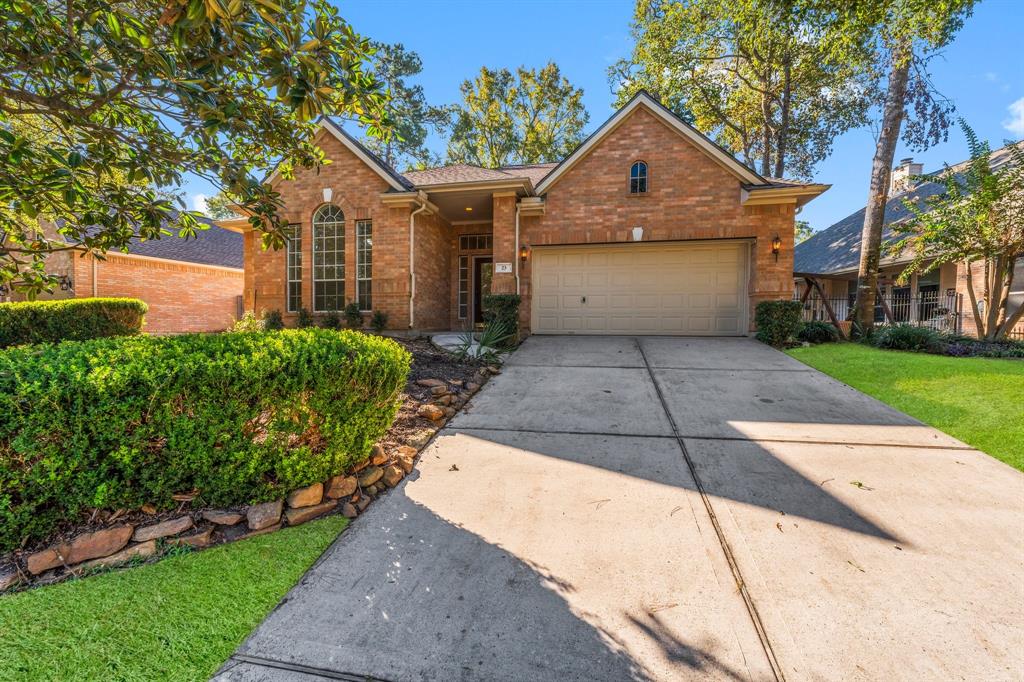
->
[0, 298, 147, 348]
[0, 329, 410, 550]
[755, 300, 804, 347]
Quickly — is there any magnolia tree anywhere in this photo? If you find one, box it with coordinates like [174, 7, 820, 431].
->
[892, 125, 1024, 340]
[0, 0, 391, 295]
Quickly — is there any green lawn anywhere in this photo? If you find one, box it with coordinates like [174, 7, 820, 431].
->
[0, 515, 347, 682]
[787, 343, 1024, 472]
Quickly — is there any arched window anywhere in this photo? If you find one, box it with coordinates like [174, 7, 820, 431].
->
[312, 204, 345, 312]
[630, 161, 648, 194]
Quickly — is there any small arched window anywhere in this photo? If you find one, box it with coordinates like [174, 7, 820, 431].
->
[312, 204, 345, 312]
[630, 161, 648, 194]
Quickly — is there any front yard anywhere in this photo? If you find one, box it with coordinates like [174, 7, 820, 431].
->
[0, 516, 346, 682]
[787, 343, 1024, 472]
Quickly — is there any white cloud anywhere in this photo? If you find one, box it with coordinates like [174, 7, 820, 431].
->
[191, 193, 208, 214]
[1003, 97, 1024, 137]
[984, 71, 998, 82]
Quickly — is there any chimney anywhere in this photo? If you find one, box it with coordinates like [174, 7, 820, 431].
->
[890, 157, 923, 194]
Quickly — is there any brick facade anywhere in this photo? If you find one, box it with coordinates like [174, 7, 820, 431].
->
[72, 253, 243, 334]
[245, 100, 806, 335]
[516, 107, 794, 333]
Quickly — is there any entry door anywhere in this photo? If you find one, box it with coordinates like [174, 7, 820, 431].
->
[474, 257, 493, 324]
[531, 241, 749, 335]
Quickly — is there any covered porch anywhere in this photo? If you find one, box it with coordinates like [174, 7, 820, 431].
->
[795, 260, 963, 337]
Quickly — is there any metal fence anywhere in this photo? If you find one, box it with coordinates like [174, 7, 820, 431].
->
[796, 291, 963, 334]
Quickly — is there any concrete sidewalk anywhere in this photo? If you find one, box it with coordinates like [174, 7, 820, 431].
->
[216, 336, 1024, 681]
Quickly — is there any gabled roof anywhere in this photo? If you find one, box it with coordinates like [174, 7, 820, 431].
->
[535, 91, 767, 193]
[320, 119, 415, 191]
[794, 143, 1021, 276]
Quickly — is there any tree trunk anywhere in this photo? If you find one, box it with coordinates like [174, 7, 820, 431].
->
[774, 60, 792, 179]
[853, 41, 912, 334]
[963, 259, 985, 337]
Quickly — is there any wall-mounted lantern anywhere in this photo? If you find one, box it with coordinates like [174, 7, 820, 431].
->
[59, 275, 73, 291]
[322, 187, 333, 203]
[771, 234, 782, 262]
[631, 226, 644, 242]
[520, 244, 529, 263]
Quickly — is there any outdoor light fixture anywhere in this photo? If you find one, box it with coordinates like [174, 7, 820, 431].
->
[465, 206, 473, 212]
[520, 244, 529, 262]
[771, 234, 782, 261]
[59, 275, 73, 291]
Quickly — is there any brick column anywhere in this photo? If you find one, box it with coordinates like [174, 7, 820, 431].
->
[490, 192, 517, 295]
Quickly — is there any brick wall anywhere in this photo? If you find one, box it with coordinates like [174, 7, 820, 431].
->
[250, 129, 412, 329]
[412, 209, 451, 330]
[517, 107, 795, 332]
[73, 253, 243, 334]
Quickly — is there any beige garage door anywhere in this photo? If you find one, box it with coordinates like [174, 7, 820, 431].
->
[531, 241, 749, 335]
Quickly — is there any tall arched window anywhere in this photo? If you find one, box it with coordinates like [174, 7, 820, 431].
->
[630, 161, 648, 194]
[312, 204, 345, 312]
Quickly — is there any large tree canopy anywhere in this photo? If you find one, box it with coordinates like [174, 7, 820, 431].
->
[610, 0, 877, 180]
[360, 42, 445, 171]
[446, 63, 589, 168]
[0, 0, 390, 295]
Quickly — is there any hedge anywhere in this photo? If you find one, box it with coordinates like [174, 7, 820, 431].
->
[483, 293, 522, 347]
[0, 329, 410, 550]
[0, 297, 147, 348]
[754, 300, 804, 347]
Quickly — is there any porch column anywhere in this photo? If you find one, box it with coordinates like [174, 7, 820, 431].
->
[490, 191, 517, 295]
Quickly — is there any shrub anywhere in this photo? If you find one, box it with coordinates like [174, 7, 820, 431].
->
[0, 298, 146, 348]
[482, 293, 521, 347]
[263, 309, 284, 331]
[938, 332, 1024, 358]
[797, 320, 839, 344]
[230, 311, 265, 332]
[754, 300, 803, 347]
[0, 329, 410, 551]
[320, 311, 342, 330]
[344, 302, 363, 328]
[370, 310, 388, 333]
[871, 324, 942, 352]
[295, 307, 314, 328]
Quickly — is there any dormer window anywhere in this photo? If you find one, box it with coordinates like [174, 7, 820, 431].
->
[630, 161, 648, 194]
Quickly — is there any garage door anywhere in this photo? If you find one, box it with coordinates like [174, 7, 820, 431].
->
[531, 241, 749, 335]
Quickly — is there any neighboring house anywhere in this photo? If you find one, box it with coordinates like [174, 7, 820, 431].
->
[219, 91, 828, 336]
[794, 146, 1023, 338]
[2, 215, 244, 334]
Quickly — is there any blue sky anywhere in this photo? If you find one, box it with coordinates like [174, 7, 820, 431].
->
[187, 0, 1023, 232]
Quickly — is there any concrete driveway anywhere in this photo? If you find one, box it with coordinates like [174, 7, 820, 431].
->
[216, 336, 1024, 682]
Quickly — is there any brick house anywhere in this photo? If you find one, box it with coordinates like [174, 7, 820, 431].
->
[794, 146, 1023, 339]
[4, 216, 244, 334]
[221, 92, 828, 336]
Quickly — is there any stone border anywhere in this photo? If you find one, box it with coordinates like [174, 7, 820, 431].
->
[0, 366, 499, 594]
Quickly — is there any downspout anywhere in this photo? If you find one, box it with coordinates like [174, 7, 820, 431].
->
[91, 254, 98, 296]
[409, 196, 429, 329]
[514, 202, 521, 295]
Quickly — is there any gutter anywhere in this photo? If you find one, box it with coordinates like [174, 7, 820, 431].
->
[408, 191, 431, 328]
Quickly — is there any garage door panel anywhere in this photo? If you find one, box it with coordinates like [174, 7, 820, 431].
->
[532, 241, 749, 336]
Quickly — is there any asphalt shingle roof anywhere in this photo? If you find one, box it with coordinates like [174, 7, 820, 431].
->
[402, 162, 557, 187]
[793, 143, 1020, 276]
[93, 214, 244, 269]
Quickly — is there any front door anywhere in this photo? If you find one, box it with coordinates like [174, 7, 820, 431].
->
[474, 257, 493, 324]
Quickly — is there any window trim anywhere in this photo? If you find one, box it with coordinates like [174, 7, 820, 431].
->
[458, 255, 469, 319]
[459, 233, 493, 252]
[356, 219, 372, 312]
[630, 160, 648, 194]
[285, 223, 302, 313]
[312, 203, 345, 313]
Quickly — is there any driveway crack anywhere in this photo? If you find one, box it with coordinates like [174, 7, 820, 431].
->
[634, 337, 787, 682]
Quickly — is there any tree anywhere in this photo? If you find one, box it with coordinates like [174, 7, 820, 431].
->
[202, 191, 240, 221]
[891, 124, 1023, 340]
[850, 0, 975, 333]
[360, 42, 446, 170]
[795, 220, 814, 244]
[0, 0, 390, 295]
[446, 63, 589, 167]
[610, 0, 877, 179]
